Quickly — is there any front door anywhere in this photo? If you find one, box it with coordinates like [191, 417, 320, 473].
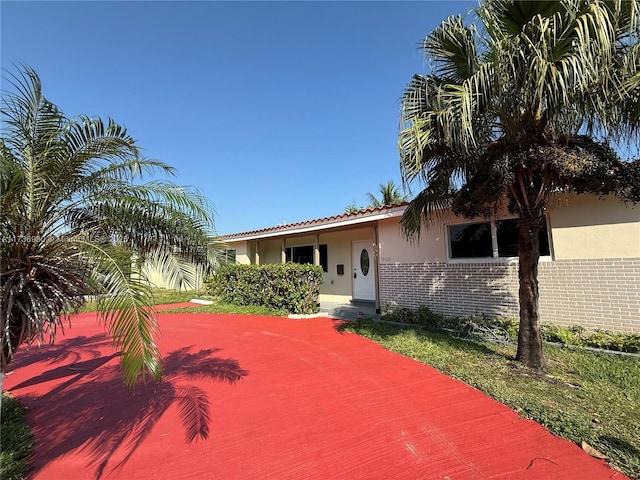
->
[352, 241, 376, 301]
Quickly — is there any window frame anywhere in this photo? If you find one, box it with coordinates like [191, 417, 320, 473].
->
[285, 244, 328, 272]
[446, 216, 553, 263]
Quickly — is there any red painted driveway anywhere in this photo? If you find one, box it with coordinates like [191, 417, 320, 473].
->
[4, 307, 626, 479]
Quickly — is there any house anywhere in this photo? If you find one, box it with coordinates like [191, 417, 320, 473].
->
[221, 193, 640, 333]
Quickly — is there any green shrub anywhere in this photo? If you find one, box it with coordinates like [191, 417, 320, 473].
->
[378, 305, 639, 353]
[541, 324, 585, 346]
[414, 305, 446, 329]
[381, 307, 415, 324]
[1, 394, 34, 480]
[582, 330, 640, 353]
[205, 263, 324, 315]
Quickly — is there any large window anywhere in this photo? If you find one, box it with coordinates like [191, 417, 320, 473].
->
[285, 244, 328, 272]
[448, 218, 550, 260]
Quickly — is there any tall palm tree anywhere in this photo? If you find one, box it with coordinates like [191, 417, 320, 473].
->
[399, 0, 640, 368]
[0, 66, 221, 391]
[366, 180, 409, 207]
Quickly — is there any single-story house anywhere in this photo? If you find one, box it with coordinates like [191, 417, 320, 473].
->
[220, 193, 639, 333]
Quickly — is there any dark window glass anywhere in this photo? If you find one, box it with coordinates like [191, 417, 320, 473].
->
[496, 219, 550, 257]
[293, 245, 313, 264]
[449, 223, 492, 258]
[320, 244, 328, 272]
[496, 220, 519, 257]
[360, 248, 370, 276]
[286, 245, 327, 270]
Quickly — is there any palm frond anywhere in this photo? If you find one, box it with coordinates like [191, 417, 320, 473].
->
[84, 241, 162, 388]
[424, 16, 479, 83]
[1, 66, 221, 387]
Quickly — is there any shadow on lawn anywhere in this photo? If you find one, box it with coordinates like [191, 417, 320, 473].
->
[9, 336, 248, 480]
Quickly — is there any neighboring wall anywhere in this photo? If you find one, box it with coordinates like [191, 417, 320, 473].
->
[379, 195, 640, 332]
[142, 261, 203, 291]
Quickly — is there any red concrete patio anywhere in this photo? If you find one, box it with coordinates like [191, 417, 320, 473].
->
[4, 306, 626, 479]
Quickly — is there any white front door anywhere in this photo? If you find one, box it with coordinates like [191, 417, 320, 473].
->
[352, 241, 376, 301]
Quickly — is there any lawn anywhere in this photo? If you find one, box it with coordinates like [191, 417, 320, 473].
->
[77, 288, 197, 312]
[0, 394, 34, 480]
[78, 289, 287, 317]
[342, 320, 640, 479]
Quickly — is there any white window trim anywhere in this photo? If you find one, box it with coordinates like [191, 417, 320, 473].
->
[446, 216, 553, 264]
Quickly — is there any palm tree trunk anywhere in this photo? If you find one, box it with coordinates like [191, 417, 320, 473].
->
[0, 371, 4, 441]
[515, 214, 546, 368]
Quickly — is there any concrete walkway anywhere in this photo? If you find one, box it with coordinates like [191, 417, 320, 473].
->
[4, 306, 626, 480]
[319, 299, 379, 321]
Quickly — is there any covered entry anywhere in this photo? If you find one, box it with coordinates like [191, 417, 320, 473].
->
[352, 240, 376, 301]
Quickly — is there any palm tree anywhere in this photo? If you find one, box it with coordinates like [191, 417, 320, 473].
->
[366, 180, 409, 207]
[344, 202, 361, 214]
[399, 0, 640, 368]
[0, 66, 221, 392]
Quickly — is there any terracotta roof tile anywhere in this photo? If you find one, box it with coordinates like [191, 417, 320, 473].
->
[221, 202, 408, 240]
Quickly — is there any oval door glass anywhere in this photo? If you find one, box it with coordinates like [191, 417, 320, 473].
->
[360, 249, 370, 276]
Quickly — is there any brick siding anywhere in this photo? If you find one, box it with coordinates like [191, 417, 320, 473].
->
[379, 258, 640, 333]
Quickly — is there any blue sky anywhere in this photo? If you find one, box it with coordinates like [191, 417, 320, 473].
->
[1, 1, 476, 235]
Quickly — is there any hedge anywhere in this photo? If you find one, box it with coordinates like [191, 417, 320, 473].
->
[206, 263, 324, 315]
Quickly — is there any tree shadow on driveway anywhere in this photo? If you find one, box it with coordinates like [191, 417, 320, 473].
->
[8, 336, 248, 480]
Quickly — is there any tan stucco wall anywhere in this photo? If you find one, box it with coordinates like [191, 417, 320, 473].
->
[548, 194, 640, 260]
[378, 217, 447, 264]
[319, 227, 373, 296]
[377, 194, 640, 263]
[233, 241, 250, 264]
[257, 239, 283, 264]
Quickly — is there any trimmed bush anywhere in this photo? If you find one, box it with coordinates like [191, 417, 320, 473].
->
[380, 305, 640, 353]
[206, 263, 324, 315]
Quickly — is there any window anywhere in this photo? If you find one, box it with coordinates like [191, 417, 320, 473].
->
[449, 223, 493, 258]
[496, 219, 550, 258]
[221, 249, 236, 264]
[448, 218, 550, 260]
[285, 244, 328, 272]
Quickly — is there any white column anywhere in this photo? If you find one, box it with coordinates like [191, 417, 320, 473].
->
[314, 235, 320, 266]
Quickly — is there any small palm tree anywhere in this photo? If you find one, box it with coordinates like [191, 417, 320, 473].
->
[399, 0, 640, 367]
[0, 66, 221, 391]
[366, 180, 409, 207]
[344, 202, 360, 214]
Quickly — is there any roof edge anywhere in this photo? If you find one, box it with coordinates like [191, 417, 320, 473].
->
[221, 203, 408, 242]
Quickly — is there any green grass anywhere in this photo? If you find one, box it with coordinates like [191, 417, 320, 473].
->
[1, 394, 34, 480]
[342, 321, 640, 479]
[77, 288, 199, 313]
[76, 288, 290, 317]
[162, 302, 287, 317]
